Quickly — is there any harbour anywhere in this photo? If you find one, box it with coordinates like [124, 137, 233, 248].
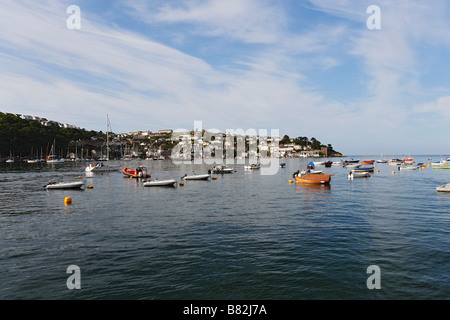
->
[0, 156, 448, 299]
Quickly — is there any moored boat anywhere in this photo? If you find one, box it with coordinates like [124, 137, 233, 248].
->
[431, 159, 450, 169]
[345, 163, 361, 169]
[361, 160, 375, 165]
[123, 166, 151, 178]
[353, 166, 374, 172]
[143, 179, 177, 187]
[182, 173, 210, 180]
[400, 165, 418, 171]
[348, 171, 371, 179]
[244, 163, 260, 170]
[293, 170, 333, 184]
[209, 165, 234, 174]
[403, 157, 414, 164]
[436, 183, 450, 192]
[389, 159, 403, 166]
[45, 181, 84, 190]
[85, 162, 119, 173]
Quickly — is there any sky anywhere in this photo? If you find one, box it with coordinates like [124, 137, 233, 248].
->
[1, 0, 449, 155]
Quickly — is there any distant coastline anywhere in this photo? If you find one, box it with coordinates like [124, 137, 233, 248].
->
[1, 112, 342, 161]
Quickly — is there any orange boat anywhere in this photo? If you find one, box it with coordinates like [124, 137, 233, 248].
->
[123, 166, 151, 179]
[293, 170, 334, 184]
[361, 160, 375, 165]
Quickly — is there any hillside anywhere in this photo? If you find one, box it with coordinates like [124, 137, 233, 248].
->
[0, 112, 104, 159]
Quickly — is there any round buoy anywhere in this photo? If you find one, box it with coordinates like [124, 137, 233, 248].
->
[180, 182, 184, 186]
[87, 185, 93, 189]
[212, 177, 217, 180]
[64, 197, 72, 206]
[392, 171, 395, 174]
[289, 180, 293, 183]
[376, 169, 380, 173]
[78, 176, 82, 179]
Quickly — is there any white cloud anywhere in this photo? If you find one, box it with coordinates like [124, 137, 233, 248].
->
[124, 0, 287, 44]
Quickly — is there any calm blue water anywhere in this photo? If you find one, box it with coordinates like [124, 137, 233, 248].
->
[0, 156, 449, 300]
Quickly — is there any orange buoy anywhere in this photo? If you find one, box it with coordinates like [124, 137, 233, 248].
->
[64, 197, 72, 206]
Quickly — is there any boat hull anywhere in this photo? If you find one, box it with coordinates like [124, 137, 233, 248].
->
[86, 164, 119, 172]
[46, 181, 84, 189]
[436, 184, 450, 192]
[295, 174, 333, 184]
[123, 168, 151, 178]
[182, 174, 210, 180]
[144, 179, 177, 187]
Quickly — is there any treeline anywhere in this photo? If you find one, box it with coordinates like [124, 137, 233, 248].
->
[0, 112, 103, 158]
[280, 134, 341, 155]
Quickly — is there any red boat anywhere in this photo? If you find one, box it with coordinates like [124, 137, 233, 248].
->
[361, 160, 375, 165]
[123, 166, 151, 178]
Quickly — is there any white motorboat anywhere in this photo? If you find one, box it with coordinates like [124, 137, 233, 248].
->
[376, 159, 388, 163]
[45, 181, 85, 190]
[345, 163, 361, 169]
[431, 159, 450, 169]
[332, 161, 344, 166]
[389, 159, 403, 166]
[143, 179, 177, 187]
[182, 174, 210, 180]
[436, 183, 450, 192]
[313, 161, 326, 166]
[85, 162, 119, 173]
[348, 171, 371, 180]
[209, 165, 234, 174]
[399, 165, 418, 171]
[244, 163, 260, 170]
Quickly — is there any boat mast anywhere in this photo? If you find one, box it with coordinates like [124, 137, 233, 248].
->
[106, 114, 110, 161]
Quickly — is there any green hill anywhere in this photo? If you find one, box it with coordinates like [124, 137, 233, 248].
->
[0, 112, 104, 160]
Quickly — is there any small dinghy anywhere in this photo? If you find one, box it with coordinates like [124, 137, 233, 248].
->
[436, 183, 450, 192]
[348, 171, 371, 180]
[209, 165, 234, 174]
[143, 179, 177, 187]
[182, 174, 210, 180]
[399, 165, 418, 171]
[244, 163, 260, 170]
[85, 163, 118, 172]
[144, 179, 177, 187]
[45, 181, 85, 190]
[353, 166, 374, 172]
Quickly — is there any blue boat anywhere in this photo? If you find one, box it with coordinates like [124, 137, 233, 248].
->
[353, 166, 374, 172]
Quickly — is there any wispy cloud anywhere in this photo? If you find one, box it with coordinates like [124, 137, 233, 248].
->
[1, 0, 449, 154]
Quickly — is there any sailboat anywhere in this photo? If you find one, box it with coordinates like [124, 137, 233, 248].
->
[85, 114, 119, 172]
[294, 141, 334, 184]
[46, 139, 65, 164]
[6, 151, 15, 163]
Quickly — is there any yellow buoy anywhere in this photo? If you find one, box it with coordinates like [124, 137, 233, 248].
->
[180, 182, 184, 186]
[64, 197, 72, 206]
[87, 185, 93, 189]
[376, 169, 380, 173]
[78, 176, 82, 179]
[289, 180, 293, 183]
[212, 177, 217, 180]
[392, 171, 396, 174]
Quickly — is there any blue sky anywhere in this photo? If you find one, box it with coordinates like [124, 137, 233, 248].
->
[1, 0, 449, 155]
